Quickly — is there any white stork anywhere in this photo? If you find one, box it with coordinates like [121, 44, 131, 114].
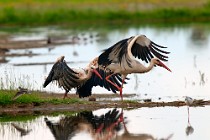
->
[98, 35, 171, 100]
[43, 56, 124, 99]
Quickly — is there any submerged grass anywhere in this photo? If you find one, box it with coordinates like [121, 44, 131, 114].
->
[0, 113, 76, 122]
[0, 90, 86, 105]
[0, 110, 79, 122]
[123, 100, 139, 104]
[0, 0, 210, 26]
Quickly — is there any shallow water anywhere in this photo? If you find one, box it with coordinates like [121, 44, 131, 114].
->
[0, 107, 210, 140]
[0, 24, 210, 101]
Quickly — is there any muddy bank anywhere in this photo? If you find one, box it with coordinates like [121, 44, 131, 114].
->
[0, 33, 99, 64]
[1, 93, 209, 116]
[0, 35, 76, 50]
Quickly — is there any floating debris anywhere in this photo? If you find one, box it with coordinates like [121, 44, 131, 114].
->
[89, 97, 96, 101]
[143, 99, 152, 102]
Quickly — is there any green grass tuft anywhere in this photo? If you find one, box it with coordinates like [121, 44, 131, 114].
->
[0, 90, 86, 105]
[13, 94, 43, 104]
[0, 90, 15, 105]
[0, 0, 209, 26]
[47, 98, 85, 104]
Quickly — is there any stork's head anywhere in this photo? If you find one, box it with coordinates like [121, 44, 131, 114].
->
[88, 57, 100, 70]
[90, 57, 99, 67]
[152, 58, 171, 72]
[88, 57, 102, 79]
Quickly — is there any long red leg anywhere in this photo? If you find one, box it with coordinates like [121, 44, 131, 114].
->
[63, 91, 68, 99]
[105, 74, 121, 90]
[105, 74, 124, 101]
[120, 109, 128, 133]
[120, 78, 125, 101]
[96, 123, 104, 133]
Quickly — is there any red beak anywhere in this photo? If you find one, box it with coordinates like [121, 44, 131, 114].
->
[93, 69, 103, 79]
[158, 61, 172, 72]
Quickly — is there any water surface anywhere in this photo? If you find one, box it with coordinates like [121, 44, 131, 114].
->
[0, 107, 209, 140]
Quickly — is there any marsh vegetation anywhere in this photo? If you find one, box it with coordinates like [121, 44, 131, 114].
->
[0, 0, 210, 26]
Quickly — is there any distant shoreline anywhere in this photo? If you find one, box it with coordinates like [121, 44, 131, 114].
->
[0, 0, 210, 26]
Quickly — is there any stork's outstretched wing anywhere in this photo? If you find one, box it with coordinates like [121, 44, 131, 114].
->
[98, 38, 129, 67]
[76, 68, 127, 98]
[131, 35, 169, 62]
[98, 35, 169, 66]
[43, 56, 79, 92]
[80, 109, 122, 132]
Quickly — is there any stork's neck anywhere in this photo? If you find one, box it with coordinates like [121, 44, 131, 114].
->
[140, 60, 155, 73]
[85, 57, 98, 79]
[127, 35, 139, 59]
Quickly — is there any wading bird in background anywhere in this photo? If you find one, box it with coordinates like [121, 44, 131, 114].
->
[184, 96, 194, 124]
[184, 96, 195, 136]
[12, 87, 31, 101]
[43, 56, 124, 99]
[98, 35, 171, 100]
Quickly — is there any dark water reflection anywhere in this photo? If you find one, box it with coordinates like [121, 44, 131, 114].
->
[1, 106, 210, 140]
[11, 123, 32, 137]
[44, 109, 123, 140]
[43, 109, 171, 140]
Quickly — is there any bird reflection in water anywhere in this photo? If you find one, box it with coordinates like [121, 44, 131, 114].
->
[11, 123, 32, 137]
[184, 96, 194, 136]
[185, 112, 194, 137]
[114, 110, 173, 140]
[44, 109, 122, 140]
[45, 108, 173, 140]
[185, 124, 194, 136]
